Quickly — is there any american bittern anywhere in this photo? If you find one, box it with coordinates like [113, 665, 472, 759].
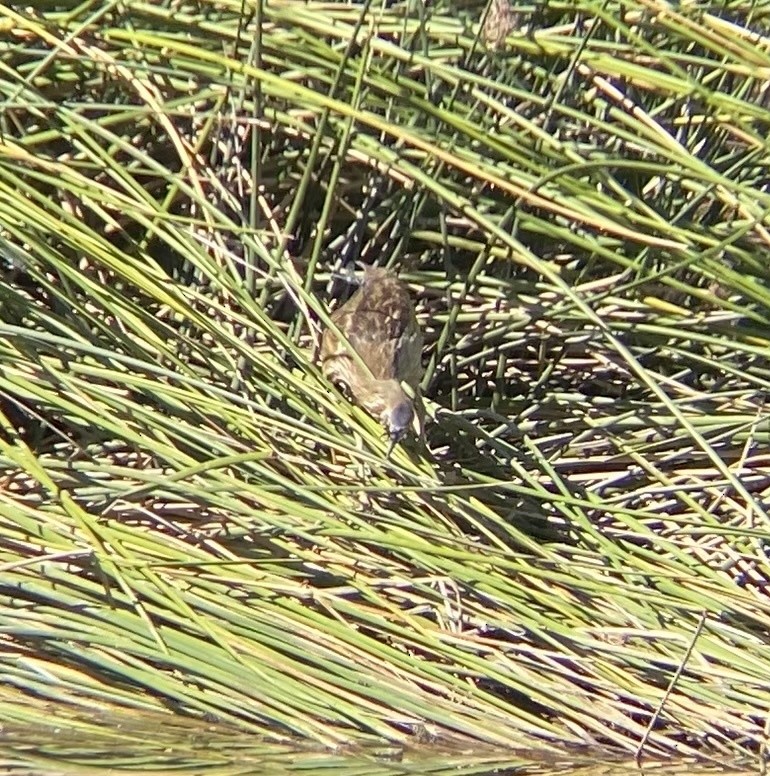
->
[320, 267, 424, 452]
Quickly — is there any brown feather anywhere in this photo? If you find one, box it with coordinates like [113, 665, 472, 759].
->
[320, 268, 424, 444]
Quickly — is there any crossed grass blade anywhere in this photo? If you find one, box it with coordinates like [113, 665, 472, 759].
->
[1, 0, 770, 759]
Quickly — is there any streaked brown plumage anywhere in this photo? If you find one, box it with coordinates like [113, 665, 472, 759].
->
[481, 0, 514, 49]
[321, 267, 424, 450]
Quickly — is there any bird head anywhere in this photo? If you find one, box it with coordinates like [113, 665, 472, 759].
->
[384, 398, 414, 458]
[387, 399, 414, 443]
[360, 379, 414, 453]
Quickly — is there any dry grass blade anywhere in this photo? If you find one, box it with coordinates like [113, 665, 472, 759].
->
[1, 0, 770, 763]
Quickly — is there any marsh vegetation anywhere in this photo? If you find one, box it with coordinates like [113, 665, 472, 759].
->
[1, 0, 770, 767]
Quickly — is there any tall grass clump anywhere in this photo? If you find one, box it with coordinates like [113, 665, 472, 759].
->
[1, 0, 770, 760]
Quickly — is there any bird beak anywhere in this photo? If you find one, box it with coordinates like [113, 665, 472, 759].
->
[385, 433, 399, 459]
[385, 424, 408, 458]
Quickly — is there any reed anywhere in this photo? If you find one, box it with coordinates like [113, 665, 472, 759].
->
[1, 0, 769, 760]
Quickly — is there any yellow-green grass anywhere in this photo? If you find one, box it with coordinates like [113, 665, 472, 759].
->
[1, 0, 769, 762]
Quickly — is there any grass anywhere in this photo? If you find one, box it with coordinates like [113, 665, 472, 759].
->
[1, 0, 770, 763]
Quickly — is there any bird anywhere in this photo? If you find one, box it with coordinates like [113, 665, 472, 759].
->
[320, 267, 424, 454]
[481, 0, 515, 50]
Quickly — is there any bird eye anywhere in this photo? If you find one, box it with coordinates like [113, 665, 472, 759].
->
[390, 402, 413, 436]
